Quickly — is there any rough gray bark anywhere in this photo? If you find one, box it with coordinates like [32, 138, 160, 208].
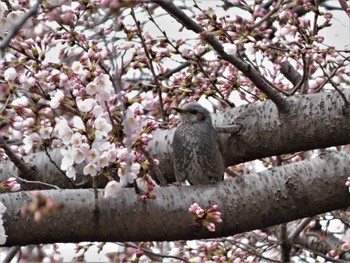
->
[1, 151, 350, 246]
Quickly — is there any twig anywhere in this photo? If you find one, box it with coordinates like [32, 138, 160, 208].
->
[145, 5, 236, 106]
[0, 85, 17, 115]
[43, 147, 76, 186]
[141, 148, 167, 186]
[251, 0, 283, 31]
[315, 56, 350, 93]
[130, 8, 167, 122]
[3, 246, 20, 263]
[0, 135, 37, 180]
[293, 243, 348, 263]
[223, 237, 281, 262]
[119, 242, 190, 263]
[289, 54, 310, 95]
[11, 173, 60, 189]
[158, 62, 191, 80]
[0, 0, 41, 53]
[55, 20, 120, 95]
[196, 60, 227, 102]
[317, 60, 350, 105]
[224, 167, 239, 177]
[280, 223, 291, 262]
[289, 217, 313, 242]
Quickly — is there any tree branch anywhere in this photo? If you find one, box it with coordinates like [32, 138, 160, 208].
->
[337, 0, 349, 14]
[3, 246, 20, 263]
[1, 151, 350, 246]
[0, 136, 37, 181]
[289, 217, 313, 242]
[148, 89, 350, 183]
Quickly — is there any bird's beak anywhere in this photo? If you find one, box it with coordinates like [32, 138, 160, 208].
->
[172, 107, 186, 113]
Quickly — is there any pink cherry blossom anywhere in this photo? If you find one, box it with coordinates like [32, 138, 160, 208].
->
[223, 43, 237, 55]
[94, 114, 112, 140]
[4, 68, 17, 81]
[1, 177, 21, 192]
[86, 82, 98, 95]
[206, 222, 216, 232]
[50, 90, 65, 109]
[104, 180, 121, 198]
[55, 119, 74, 145]
[60, 148, 74, 171]
[39, 126, 53, 140]
[86, 149, 100, 163]
[72, 145, 89, 164]
[83, 162, 98, 177]
[70, 132, 83, 147]
[77, 98, 95, 113]
[12, 97, 29, 107]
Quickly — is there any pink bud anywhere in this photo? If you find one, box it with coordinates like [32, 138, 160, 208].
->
[62, 11, 74, 25]
[206, 222, 216, 232]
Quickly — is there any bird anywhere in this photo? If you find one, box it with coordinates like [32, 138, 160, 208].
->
[172, 102, 225, 185]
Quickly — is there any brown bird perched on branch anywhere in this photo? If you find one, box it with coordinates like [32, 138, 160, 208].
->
[172, 103, 225, 185]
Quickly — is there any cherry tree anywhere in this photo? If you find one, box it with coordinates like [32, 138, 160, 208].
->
[0, 0, 350, 261]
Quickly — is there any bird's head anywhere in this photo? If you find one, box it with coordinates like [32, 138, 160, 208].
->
[173, 103, 211, 124]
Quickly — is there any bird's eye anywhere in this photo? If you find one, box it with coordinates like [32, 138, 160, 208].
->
[196, 112, 205, 121]
[188, 109, 198, 114]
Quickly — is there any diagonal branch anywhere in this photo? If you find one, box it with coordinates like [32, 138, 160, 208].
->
[0, 135, 37, 181]
[152, 0, 290, 113]
[0, 0, 41, 53]
[337, 0, 350, 14]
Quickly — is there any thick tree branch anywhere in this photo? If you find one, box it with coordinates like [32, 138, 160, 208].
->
[152, 0, 290, 113]
[280, 61, 303, 86]
[1, 151, 350, 246]
[149, 89, 350, 183]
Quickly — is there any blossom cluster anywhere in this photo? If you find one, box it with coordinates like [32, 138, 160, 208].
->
[51, 72, 119, 179]
[139, 183, 157, 202]
[0, 177, 20, 192]
[0, 0, 160, 183]
[189, 203, 222, 232]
